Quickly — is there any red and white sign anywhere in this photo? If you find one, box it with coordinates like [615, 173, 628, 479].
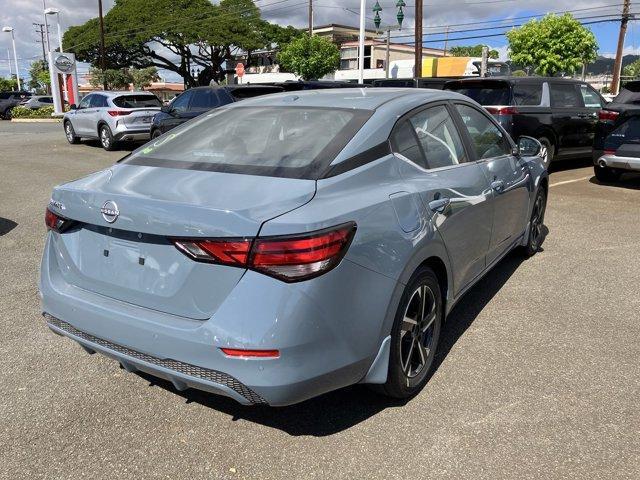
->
[235, 62, 245, 78]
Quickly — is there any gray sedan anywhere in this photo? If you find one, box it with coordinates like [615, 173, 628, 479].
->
[41, 88, 548, 406]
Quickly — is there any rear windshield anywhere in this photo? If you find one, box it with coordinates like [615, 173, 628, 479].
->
[112, 94, 162, 108]
[228, 87, 283, 100]
[446, 82, 511, 105]
[614, 83, 640, 104]
[122, 106, 371, 179]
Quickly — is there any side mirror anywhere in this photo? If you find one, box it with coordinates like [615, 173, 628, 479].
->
[69, 104, 77, 110]
[517, 136, 542, 157]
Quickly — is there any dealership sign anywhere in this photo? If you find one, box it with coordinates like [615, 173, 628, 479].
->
[53, 53, 76, 74]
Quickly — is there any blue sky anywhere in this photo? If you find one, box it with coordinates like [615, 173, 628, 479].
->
[0, 1, 635, 83]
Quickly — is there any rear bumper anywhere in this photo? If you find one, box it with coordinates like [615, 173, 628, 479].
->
[113, 129, 150, 142]
[40, 234, 396, 406]
[595, 152, 640, 172]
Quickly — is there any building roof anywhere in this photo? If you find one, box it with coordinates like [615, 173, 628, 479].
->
[340, 39, 446, 56]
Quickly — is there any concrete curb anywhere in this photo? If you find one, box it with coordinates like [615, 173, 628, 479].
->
[11, 118, 62, 123]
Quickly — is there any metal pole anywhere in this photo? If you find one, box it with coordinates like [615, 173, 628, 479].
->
[358, 0, 366, 84]
[480, 45, 488, 77]
[443, 26, 449, 56]
[7, 48, 12, 79]
[42, 0, 51, 52]
[385, 28, 390, 78]
[308, 0, 313, 35]
[611, 0, 631, 95]
[414, 0, 423, 78]
[98, 0, 107, 90]
[56, 14, 63, 52]
[10, 31, 20, 90]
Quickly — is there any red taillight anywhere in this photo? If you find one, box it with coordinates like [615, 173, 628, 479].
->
[45, 207, 74, 233]
[220, 348, 280, 358]
[598, 110, 620, 122]
[604, 149, 616, 155]
[484, 106, 518, 115]
[171, 222, 357, 282]
[107, 110, 132, 117]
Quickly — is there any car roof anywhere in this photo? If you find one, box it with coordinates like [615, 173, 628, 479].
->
[223, 87, 464, 110]
[450, 76, 585, 84]
[87, 91, 158, 97]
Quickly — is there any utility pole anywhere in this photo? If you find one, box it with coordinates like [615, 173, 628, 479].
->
[385, 28, 390, 78]
[34, 23, 47, 66]
[98, 0, 107, 90]
[611, 0, 631, 96]
[308, 0, 313, 35]
[443, 26, 449, 56]
[414, 0, 423, 78]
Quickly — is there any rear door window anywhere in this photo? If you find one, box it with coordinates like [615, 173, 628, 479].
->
[455, 104, 511, 159]
[550, 84, 581, 108]
[513, 84, 543, 106]
[579, 84, 603, 108]
[113, 95, 162, 108]
[90, 95, 108, 108]
[408, 106, 467, 168]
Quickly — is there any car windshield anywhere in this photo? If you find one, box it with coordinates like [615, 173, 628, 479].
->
[447, 82, 511, 105]
[113, 95, 162, 108]
[122, 106, 371, 179]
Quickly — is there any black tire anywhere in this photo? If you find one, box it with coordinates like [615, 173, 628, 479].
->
[99, 124, 116, 151]
[151, 129, 162, 139]
[64, 121, 80, 144]
[594, 165, 620, 183]
[3, 108, 12, 120]
[521, 186, 547, 257]
[381, 266, 443, 399]
[538, 136, 555, 165]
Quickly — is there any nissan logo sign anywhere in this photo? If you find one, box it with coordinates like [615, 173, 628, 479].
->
[100, 201, 119, 223]
[54, 54, 75, 73]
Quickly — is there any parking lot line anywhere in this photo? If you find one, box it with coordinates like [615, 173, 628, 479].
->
[549, 175, 593, 188]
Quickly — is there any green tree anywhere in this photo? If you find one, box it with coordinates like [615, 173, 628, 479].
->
[130, 67, 160, 90]
[511, 69, 527, 77]
[28, 60, 50, 93]
[89, 67, 132, 90]
[623, 59, 640, 78]
[449, 45, 499, 59]
[506, 13, 598, 76]
[64, 0, 297, 87]
[278, 34, 340, 80]
[0, 77, 19, 91]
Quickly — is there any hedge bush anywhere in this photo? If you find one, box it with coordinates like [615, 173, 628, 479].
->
[10, 105, 56, 119]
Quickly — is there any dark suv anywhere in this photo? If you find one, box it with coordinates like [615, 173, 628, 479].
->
[0, 91, 32, 119]
[445, 77, 606, 163]
[592, 81, 640, 182]
[150, 85, 283, 137]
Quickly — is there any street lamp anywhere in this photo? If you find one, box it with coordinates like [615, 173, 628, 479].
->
[2, 26, 20, 90]
[44, 8, 62, 53]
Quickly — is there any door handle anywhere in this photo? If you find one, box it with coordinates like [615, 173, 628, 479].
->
[491, 180, 505, 193]
[428, 197, 450, 213]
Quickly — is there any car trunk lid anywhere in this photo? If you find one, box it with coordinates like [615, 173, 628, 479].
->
[49, 164, 316, 319]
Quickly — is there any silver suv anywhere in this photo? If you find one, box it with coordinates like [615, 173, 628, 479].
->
[63, 91, 162, 150]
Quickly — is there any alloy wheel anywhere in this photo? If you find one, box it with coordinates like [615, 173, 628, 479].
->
[400, 284, 437, 378]
[65, 123, 73, 142]
[100, 127, 110, 148]
[529, 192, 546, 250]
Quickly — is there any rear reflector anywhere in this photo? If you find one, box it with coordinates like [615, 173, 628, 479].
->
[484, 106, 518, 115]
[220, 348, 280, 358]
[171, 222, 357, 282]
[598, 110, 620, 122]
[604, 149, 616, 155]
[107, 110, 132, 117]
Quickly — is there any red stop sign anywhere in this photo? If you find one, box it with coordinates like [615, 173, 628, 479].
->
[235, 62, 245, 77]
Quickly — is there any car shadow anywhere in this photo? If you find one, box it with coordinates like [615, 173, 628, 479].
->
[548, 156, 592, 174]
[0, 218, 18, 236]
[135, 248, 536, 436]
[589, 173, 640, 190]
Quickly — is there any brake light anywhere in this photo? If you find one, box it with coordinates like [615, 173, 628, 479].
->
[598, 110, 619, 122]
[45, 208, 75, 233]
[484, 106, 518, 115]
[171, 222, 357, 282]
[107, 110, 132, 117]
[220, 348, 280, 358]
[604, 149, 616, 155]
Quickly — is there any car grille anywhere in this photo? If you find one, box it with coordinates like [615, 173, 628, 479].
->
[44, 313, 267, 405]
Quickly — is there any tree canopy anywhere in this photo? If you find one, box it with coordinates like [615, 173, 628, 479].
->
[623, 59, 640, 78]
[278, 34, 340, 81]
[449, 45, 499, 59]
[0, 77, 19, 91]
[506, 14, 598, 76]
[63, 0, 300, 87]
[28, 60, 50, 93]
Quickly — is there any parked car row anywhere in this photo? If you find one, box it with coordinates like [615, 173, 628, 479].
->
[0, 91, 31, 119]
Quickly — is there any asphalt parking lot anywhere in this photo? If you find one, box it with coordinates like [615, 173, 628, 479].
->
[1, 121, 639, 479]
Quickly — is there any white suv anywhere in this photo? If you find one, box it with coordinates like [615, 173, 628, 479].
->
[63, 91, 162, 150]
